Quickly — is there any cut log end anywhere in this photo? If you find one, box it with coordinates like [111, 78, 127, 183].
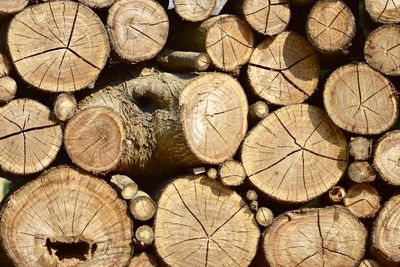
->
[53, 93, 77, 122]
[134, 225, 154, 248]
[365, 25, 400, 76]
[248, 101, 269, 124]
[0, 99, 62, 175]
[0, 53, 12, 77]
[64, 107, 126, 174]
[0, 166, 133, 267]
[129, 191, 156, 221]
[347, 161, 376, 183]
[174, 0, 216, 21]
[349, 137, 372, 161]
[324, 63, 398, 135]
[8, 1, 110, 92]
[0, 0, 28, 15]
[255, 207, 274, 227]
[154, 175, 260, 267]
[242, 104, 349, 204]
[78, 0, 114, 8]
[307, 0, 355, 54]
[366, 0, 400, 24]
[374, 130, 400, 186]
[0, 76, 17, 103]
[157, 50, 210, 72]
[129, 252, 157, 267]
[206, 167, 218, 179]
[247, 31, 319, 105]
[245, 189, 258, 202]
[218, 160, 246, 187]
[107, 0, 169, 63]
[344, 183, 381, 218]
[264, 206, 367, 267]
[328, 186, 346, 203]
[249, 200, 258, 211]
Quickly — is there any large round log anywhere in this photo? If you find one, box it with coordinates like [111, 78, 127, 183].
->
[173, 0, 216, 21]
[365, 0, 400, 24]
[0, 166, 133, 267]
[323, 63, 398, 135]
[7, 1, 110, 92]
[0, 0, 28, 16]
[241, 104, 348, 204]
[263, 206, 367, 267]
[154, 175, 260, 267]
[374, 130, 400, 186]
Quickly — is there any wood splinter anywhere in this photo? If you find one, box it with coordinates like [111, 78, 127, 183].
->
[157, 50, 210, 72]
[134, 225, 155, 248]
[130, 191, 157, 221]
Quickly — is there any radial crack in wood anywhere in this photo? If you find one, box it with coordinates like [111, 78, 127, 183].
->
[173, 0, 217, 21]
[323, 63, 398, 135]
[241, 104, 348, 204]
[218, 160, 246, 186]
[347, 161, 376, 183]
[154, 175, 260, 267]
[0, 166, 133, 267]
[7, 1, 110, 92]
[247, 31, 319, 105]
[374, 130, 400, 186]
[343, 183, 381, 218]
[366, 0, 400, 24]
[263, 206, 367, 267]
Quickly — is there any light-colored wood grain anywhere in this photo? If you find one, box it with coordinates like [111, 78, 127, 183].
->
[374, 130, 400, 186]
[343, 183, 381, 218]
[366, 0, 400, 23]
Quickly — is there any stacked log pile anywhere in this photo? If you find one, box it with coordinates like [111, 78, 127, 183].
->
[0, 0, 400, 266]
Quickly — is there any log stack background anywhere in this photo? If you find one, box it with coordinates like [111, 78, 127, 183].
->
[0, 0, 399, 266]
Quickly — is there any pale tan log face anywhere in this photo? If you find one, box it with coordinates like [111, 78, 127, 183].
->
[374, 130, 400, 186]
[0, 0, 28, 14]
[154, 175, 260, 267]
[264, 206, 367, 267]
[324, 63, 398, 135]
[243, 0, 290, 36]
[343, 184, 381, 218]
[0, 99, 62, 175]
[307, 0, 355, 54]
[129, 252, 157, 267]
[78, 0, 114, 8]
[248, 32, 319, 105]
[366, 0, 400, 23]
[8, 1, 110, 92]
[107, 0, 169, 63]
[174, 0, 216, 21]
[0, 166, 133, 267]
[365, 25, 400, 76]
[372, 195, 400, 263]
[242, 104, 348, 203]
[180, 73, 248, 163]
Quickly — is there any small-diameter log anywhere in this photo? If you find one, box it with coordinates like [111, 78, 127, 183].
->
[78, 72, 248, 177]
[374, 130, 400, 186]
[0, 76, 16, 103]
[349, 137, 372, 161]
[306, 0, 355, 54]
[121, 183, 139, 200]
[247, 31, 319, 105]
[157, 50, 210, 72]
[134, 225, 154, 248]
[343, 183, 381, 218]
[78, 0, 114, 8]
[110, 174, 139, 200]
[248, 101, 269, 125]
[130, 191, 157, 221]
[64, 107, 126, 174]
[347, 161, 376, 183]
[359, 259, 381, 267]
[129, 252, 157, 267]
[365, 0, 400, 24]
[328, 186, 346, 203]
[0, 53, 11, 77]
[256, 207, 274, 227]
[53, 93, 77, 122]
[173, 0, 216, 21]
[245, 189, 258, 202]
[218, 160, 246, 187]
[241, 104, 349, 204]
[249, 200, 258, 211]
[107, 0, 169, 63]
[182, 15, 254, 73]
[324, 63, 398, 135]
[241, 0, 290, 36]
[154, 175, 260, 267]
[7, 1, 110, 92]
[0, 0, 28, 16]
[371, 194, 400, 264]
[206, 167, 218, 179]
[0, 166, 133, 267]
[0, 99, 62, 175]
[365, 25, 400, 76]
[264, 206, 367, 267]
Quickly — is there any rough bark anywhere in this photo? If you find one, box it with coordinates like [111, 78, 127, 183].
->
[157, 50, 210, 72]
[129, 252, 157, 267]
[263, 206, 367, 267]
[347, 161, 376, 183]
[78, 72, 248, 177]
[107, 0, 169, 63]
[328, 186, 346, 203]
[64, 107, 126, 174]
[343, 183, 381, 218]
[218, 160, 246, 187]
[255, 207, 274, 227]
[365, 25, 400, 76]
[0, 166, 133, 267]
[306, 0, 356, 54]
[154, 175, 260, 267]
[53, 93, 77, 122]
[323, 63, 398, 135]
[241, 104, 349, 204]
[0, 53, 11, 77]
[365, 0, 400, 24]
[134, 225, 154, 248]
[248, 101, 269, 125]
[371, 194, 400, 264]
[78, 0, 114, 8]
[173, 0, 216, 21]
[349, 137, 372, 161]
[247, 31, 319, 105]
[0, 76, 16, 103]
[0, 99, 62, 175]
[373, 130, 400, 186]
[129, 190, 156, 221]
[0, 0, 28, 16]
[7, 1, 110, 92]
